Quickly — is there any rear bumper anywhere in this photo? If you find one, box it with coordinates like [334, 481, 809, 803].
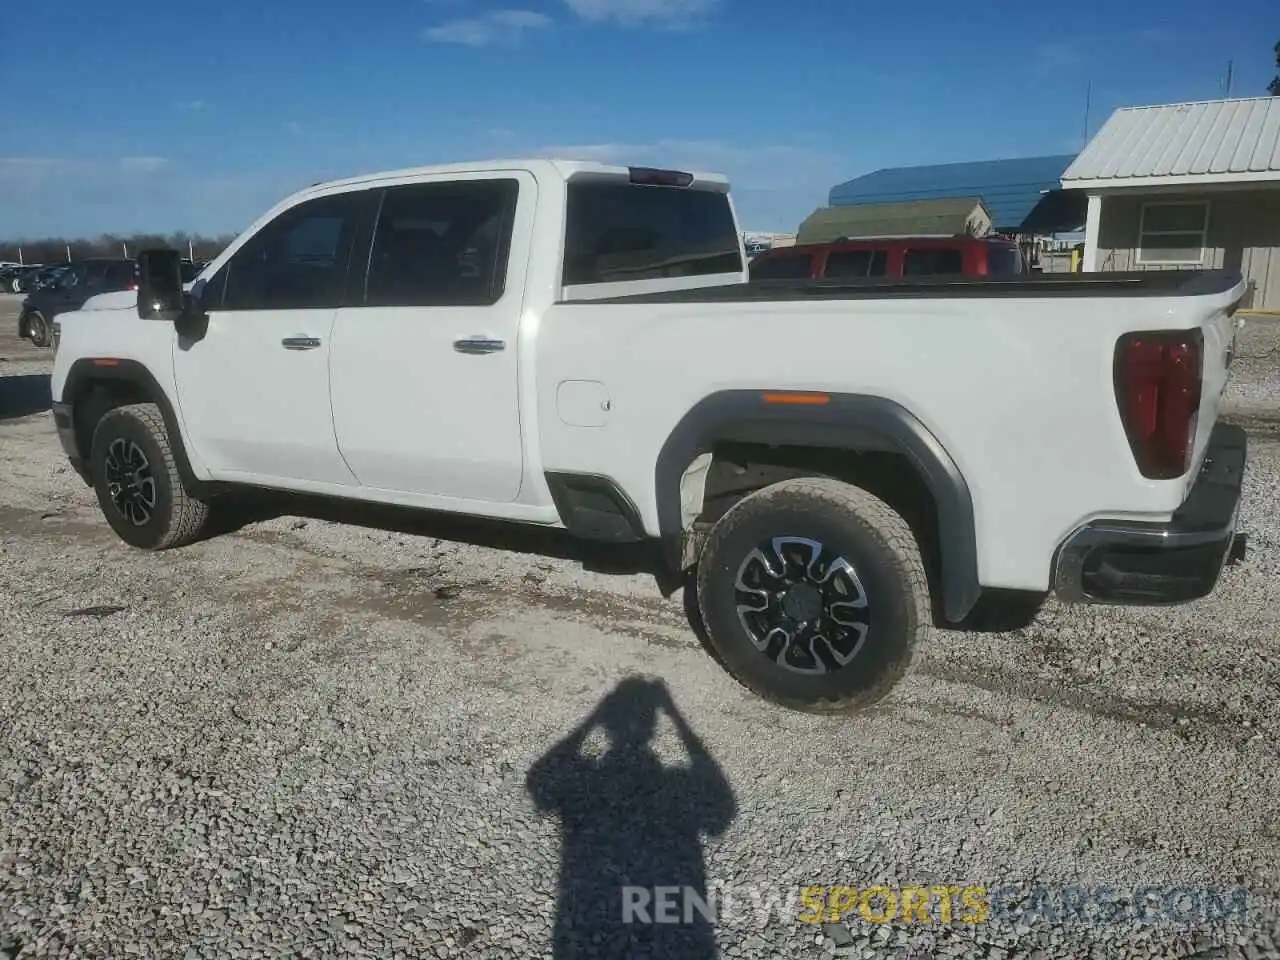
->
[1053, 422, 1247, 605]
[52, 401, 90, 485]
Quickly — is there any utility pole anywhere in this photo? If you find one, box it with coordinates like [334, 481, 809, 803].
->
[1082, 79, 1092, 147]
[1224, 60, 1234, 97]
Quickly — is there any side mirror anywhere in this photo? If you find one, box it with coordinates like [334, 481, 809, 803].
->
[137, 249, 185, 321]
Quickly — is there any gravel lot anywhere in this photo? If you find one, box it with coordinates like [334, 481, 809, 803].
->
[2, 293, 1279, 960]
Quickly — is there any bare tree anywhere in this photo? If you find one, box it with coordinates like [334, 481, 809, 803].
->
[1269, 38, 1280, 96]
[0, 232, 236, 265]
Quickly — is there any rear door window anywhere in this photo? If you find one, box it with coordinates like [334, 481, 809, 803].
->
[103, 262, 136, 289]
[562, 181, 743, 285]
[984, 244, 1024, 275]
[824, 249, 888, 279]
[750, 252, 812, 280]
[903, 248, 964, 276]
[363, 178, 518, 307]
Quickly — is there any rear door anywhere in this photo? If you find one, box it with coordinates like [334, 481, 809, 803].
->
[102, 260, 138, 292]
[328, 173, 530, 502]
[982, 243, 1025, 276]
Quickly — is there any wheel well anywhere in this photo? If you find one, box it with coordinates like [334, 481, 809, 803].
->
[681, 441, 942, 592]
[68, 378, 153, 463]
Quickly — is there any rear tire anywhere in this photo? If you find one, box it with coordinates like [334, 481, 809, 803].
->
[695, 477, 929, 712]
[89, 403, 210, 550]
[25, 311, 49, 348]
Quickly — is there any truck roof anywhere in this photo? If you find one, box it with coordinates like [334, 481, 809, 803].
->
[294, 158, 731, 199]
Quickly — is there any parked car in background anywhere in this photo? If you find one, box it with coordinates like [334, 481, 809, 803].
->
[0, 264, 42, 293]
[2, 264, 47, 293]
[18, 258, 137, 347]
[748, 235, 1028, 281]
[16, 264, 71, 294]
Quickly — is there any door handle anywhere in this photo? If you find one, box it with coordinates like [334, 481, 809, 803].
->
[281, 336, 321, 350]
[453, 336, 506, 355]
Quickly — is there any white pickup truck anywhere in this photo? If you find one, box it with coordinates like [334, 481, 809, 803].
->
[49, 158, 1249, 712]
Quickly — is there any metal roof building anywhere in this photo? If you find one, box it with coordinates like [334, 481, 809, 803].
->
[797, 197, 992, 244]
[1061, 96, 1280, 189]
[828, 154, 1084, 233]
[1061, 96, 1280, 310]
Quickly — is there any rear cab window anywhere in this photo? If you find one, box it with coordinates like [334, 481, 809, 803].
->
[984, 243, 1024, 275]
[903, 248, 964, 276]
[561, 172, 743, 291]
[823, 249, 888, 279]
[750, 251, 813, 280]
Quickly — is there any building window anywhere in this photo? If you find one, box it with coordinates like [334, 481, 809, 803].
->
[1137, 201, 1209, 266]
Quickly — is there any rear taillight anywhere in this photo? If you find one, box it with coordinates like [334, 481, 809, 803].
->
[1113, 330, 1203, 479]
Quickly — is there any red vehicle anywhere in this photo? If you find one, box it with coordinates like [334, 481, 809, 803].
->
[748, 235, 1027, 281]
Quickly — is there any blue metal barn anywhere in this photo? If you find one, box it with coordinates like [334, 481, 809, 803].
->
[828, 154, 1086, 234]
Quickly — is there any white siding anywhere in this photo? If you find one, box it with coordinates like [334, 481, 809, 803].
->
[1095, 189, 1280, 309]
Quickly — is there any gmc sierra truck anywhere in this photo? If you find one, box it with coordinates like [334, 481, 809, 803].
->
[48, 158, 1249, 713]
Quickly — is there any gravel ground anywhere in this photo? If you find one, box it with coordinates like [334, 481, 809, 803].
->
[2, 293, 1280, 959]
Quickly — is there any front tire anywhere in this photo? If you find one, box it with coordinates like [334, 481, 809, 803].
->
[695, 477, 929, 713]
[25, 310, 50, 348]
[89, 403, 210, 550]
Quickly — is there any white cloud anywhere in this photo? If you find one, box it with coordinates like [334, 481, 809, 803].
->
[1033, 41, 1083, 73]
[562, 0, 720, 27]
[0, 156, 169, 185]
[0, 157, 65, 172]
[425, 9, 552, 46]
[118, 156, 170, 173]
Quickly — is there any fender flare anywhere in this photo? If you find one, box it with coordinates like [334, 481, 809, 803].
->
[61, 357, 208, 495]
[653, 390, 981, 623]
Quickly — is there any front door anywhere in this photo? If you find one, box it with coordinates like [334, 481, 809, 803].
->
[43, 264, 88, 317]
[172, 190, 371, 485]
[329, 174, 530, 502]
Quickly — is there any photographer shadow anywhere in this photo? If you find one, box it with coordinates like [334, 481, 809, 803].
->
[526, 677, 736, 959]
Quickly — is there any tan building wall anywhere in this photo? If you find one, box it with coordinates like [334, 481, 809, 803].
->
[1095, 187, 1280, 310]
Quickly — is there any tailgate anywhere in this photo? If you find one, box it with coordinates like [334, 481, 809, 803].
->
[1185, 284, 1245, 488]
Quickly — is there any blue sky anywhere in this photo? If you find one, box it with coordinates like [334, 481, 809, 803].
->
[1, 0, 1276, 239]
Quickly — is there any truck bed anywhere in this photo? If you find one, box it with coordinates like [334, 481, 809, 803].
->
[575, 269, 1244, 304]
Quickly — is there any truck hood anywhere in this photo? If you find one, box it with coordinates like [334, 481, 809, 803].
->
[80, 277, 201, 312]
[79, 289, 139, 311]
